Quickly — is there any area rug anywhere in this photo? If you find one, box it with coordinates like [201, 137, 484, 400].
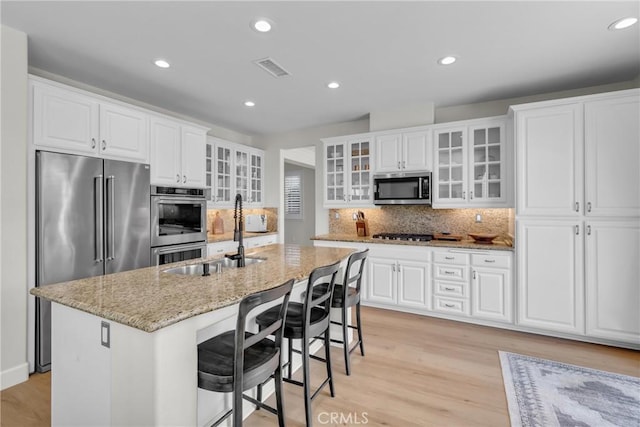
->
[499, 351, 640, 427]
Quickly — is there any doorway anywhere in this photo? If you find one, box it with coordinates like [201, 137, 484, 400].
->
[282, 147, 316, 246]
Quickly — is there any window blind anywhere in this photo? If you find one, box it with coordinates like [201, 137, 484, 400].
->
[285, 172, 303, 219]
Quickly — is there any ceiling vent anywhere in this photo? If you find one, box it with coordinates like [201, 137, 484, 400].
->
[254, 57, 291, 78]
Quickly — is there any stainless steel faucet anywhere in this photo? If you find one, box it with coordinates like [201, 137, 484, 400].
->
[225, 194, 245, 267]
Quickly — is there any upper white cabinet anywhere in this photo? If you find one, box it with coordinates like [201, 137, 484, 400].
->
[584, 95, 640, 217]
[513, 90, 639, 218]
[207, 137, 265, 207]
[31, 78, 149, 163]
[323, 135, 373, 207]
[150, 117, 207, 188]
[514, 103, 584, 216]
[433, 117, 509, 208]
[374, 129, 432, 173]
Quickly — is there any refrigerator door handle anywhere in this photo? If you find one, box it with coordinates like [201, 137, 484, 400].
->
[95, 175, 104, 262]
[107, 175, 115, 261]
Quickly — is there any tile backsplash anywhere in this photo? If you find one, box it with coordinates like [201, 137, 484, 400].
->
[329, 206, 510, 238]
[207, 207, 278, 234]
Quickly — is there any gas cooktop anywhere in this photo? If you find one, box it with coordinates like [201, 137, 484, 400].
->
[371, 233, 434, 242]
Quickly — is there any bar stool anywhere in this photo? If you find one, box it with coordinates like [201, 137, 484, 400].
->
[197, 279, 294, 427]
[255, 261, 341, 427]
[310, 249, 368, 375]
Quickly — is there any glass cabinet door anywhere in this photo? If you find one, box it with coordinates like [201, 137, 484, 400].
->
[215, 144, 232, 204]
[235, 150, 249, 201]
[436, 129, 466, 202]
[205, 142, 213, 201]
[349, 140, 371, 202]
[471, 125, 503, 201]
[325, 143, 346, 203]
[250, 152, 263, 205]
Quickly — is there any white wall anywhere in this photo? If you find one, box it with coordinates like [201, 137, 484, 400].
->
[253, 118, 370, 239]
[284, 163, 316, 246]
[1, 25, 29, 390]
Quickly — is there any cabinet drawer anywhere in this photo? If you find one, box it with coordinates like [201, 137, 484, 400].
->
[434, 264, 468, 281]
[434, 281, 468, 298]
[471, 254, 510, 269]
[433, 297, 470, 316]
[433, 252, 468, 265]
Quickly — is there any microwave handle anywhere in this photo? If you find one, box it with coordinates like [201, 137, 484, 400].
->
[418, 177, 423, 198]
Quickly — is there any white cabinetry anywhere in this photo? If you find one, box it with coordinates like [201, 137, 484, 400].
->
[433, 117, 509, 208]
[31, 78, 149, 163]
[516, 220, 584, 334]
[207, 240, 238, 257]
[471, 253, 512, 323]
[366, 246, 431, 309]
[150, 118, 207, 187]
[323, 135, 373, 207]
[513, 89, 639, 345]
[207, 137, 265, 207]
[245, 234, 277, 249]
[374, 129, 432, 172]
[585, 220, 640, 344]
[432, 251, 470, 316]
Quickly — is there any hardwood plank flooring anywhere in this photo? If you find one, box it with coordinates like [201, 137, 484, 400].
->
[2, 307, 638, 426]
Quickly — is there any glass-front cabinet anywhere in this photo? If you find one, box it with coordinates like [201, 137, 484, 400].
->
[433, 117, 509, 208]
[323, 135, 374, 207]
[206, 137, 265, 208]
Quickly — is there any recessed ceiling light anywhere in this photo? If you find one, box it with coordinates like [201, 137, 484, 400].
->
[244, 101, 256, 107]
[327, 81, 340, 89]
[154, 59, 170, 68]
[252, 19, 273, 33]
[608, 17, 638, 30]
[438, 56, 457, 65]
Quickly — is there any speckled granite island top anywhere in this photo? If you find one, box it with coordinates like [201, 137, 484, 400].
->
[312, 233, 514, 251]
[30, 244, 354, 333]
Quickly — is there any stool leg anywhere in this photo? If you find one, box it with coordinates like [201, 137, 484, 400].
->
[274, 361, 286, 427]
[302, 337, 313, 427]
[356, 302, 365, 356]
[342, 305, 351, 376]
[256, 383, 262, 410]
[233, 383, 243, 427]
[287, 337, 293, 380]
[324, 328, 335, 397]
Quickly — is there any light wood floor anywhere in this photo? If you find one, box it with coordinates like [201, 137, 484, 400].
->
[2, 306, 638, 426]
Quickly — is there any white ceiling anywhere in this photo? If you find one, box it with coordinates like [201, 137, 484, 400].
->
[2, 1, 639, 136]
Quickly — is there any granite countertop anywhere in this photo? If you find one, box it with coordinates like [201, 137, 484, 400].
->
[312, 233, 514, 251]
[30, 244, 353, 333]
[207, 231, 278, 243]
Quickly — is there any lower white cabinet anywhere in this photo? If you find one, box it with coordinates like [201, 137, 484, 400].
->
[207, 234, 278, 257]
[245, 234, 278, 249]
[471, 253, 512, 323]
[367, 249, 431, 309]
[207, 240, 238, 257]
[517, 219, 585, 335]
[585, 220, 640, 343]
[367, 257, 397, 305]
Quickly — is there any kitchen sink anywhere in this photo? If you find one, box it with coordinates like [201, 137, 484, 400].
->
[163, 257, 266, 275]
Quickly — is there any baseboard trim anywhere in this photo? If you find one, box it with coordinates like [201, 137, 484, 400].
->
[1, 362, 29, 390]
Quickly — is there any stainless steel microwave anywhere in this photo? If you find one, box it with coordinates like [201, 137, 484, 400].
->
[373, 172, 432, 205]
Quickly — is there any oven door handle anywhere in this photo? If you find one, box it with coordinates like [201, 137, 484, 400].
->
[153, 196, 207, 205]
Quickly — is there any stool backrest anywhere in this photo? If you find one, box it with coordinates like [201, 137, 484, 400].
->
[302, 261, 341, 327]
[234, 279, 294, 386]
[342, 249, 369, 295]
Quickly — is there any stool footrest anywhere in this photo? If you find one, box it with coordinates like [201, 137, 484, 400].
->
[242, 394, 278, 416]
[211, 409, 232, 427]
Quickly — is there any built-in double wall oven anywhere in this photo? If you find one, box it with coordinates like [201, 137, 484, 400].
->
[150, 186, 207, 266]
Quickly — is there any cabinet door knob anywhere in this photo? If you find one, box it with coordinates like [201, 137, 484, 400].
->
[470, 191, 473, 200]
[587, 202, 592, 212]
[397, 161, 401, 170]
[575, 202, 580, 212]
[473, 270, 477, 279]
[587, 225, 592, 235]
[575, 225, 580, 235]
[91, 138, 96, 149]
[183, 175, 187, 184]
[462, 191, 466, 200]
[402, 160, 406, 169]
[176, 174, 180, 183]
[102, 140, 106, 150]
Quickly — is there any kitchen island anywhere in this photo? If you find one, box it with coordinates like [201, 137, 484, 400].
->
[31, 244, 354, 427]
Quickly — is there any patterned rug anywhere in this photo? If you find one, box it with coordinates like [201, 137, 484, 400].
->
[499, 351, 640, 427]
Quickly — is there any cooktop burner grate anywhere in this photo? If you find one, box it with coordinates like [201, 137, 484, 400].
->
[371, 233, 434, 242]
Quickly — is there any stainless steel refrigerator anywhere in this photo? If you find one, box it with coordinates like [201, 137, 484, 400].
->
[36, 151, 150, 372]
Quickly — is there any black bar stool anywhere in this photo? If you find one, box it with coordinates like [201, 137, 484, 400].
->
[310, 249, 368, 376]
[197, 279, 294, 427]
[255, 261, 341, 427]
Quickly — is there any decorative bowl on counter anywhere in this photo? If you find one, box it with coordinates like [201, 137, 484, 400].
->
[468, 233, 499, 244]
